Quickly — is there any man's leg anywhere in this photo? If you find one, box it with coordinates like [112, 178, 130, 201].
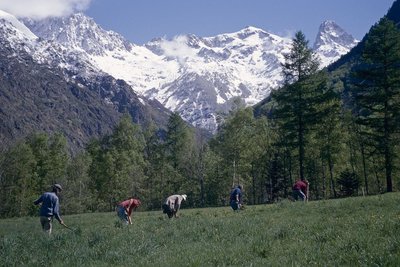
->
[117, 206, 129, 224]
[299, 191, 306, 201]
[292, 190, 297, 201]
[40, 216, 52, 234]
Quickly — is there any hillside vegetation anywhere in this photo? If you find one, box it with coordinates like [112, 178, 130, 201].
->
[1, 193, 400, 266]
[2, 2, 400, 217]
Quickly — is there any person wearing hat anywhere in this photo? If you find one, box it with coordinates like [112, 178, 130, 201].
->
[116, 197, 141, 225]
[33, 183, 66, 234]
[162, 194, 187, 218]
[230, 185, 243, 211]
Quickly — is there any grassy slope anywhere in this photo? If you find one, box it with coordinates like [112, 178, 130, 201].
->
[1, 193, 400, 266]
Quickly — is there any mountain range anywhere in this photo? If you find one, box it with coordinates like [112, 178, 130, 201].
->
[22, 13, 358, 132]
[0, 10, 170, 152]
[0, 9, 359, 150]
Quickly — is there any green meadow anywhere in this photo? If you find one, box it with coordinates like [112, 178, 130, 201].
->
[1, 193, 400, 266]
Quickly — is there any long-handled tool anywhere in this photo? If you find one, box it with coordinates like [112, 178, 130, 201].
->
[61, 223, 73, 230]
[61, 222, 82, 235]
[61, 222, 79, 233]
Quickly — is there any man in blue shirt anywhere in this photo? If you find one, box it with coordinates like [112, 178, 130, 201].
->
[34, 184, 65, 234]
[230, 185, 243, 211]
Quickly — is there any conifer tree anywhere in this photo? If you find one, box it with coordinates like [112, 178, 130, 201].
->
[143, 123, 173, 209]
[210, 107, 272, 204]
[164, 112, 195, 194]
[350, 18, 400, 192]
[88, 114, 147, 209]
[272, 31, 322, 181]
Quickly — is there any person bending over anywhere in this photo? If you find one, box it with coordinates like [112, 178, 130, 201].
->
[292, 179, 309, 201]
[162, 194, 187, 218]
[117, 197, 141, 225]
[230, 185, 243, 211]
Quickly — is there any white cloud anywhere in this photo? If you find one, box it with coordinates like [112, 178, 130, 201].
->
[0, 0, 92, 19]
[281, 29, 295, 40]
[160, 35, 198, 64]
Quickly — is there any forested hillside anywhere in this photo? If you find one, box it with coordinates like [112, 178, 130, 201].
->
[1, 1, 399, 217]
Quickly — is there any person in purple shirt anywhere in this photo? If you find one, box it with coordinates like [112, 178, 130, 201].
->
[34, 183, 65, 234]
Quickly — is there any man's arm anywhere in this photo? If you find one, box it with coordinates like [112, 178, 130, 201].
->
[127, 199, 134, 224]
[125, 207, 132, 224]
[53, 198, 64, 224]
[173, 197, 181, 217]
[33, 195, 43, 205]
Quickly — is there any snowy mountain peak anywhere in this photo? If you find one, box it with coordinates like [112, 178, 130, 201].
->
[314, 20, 357, 49]
[313, 20, 358, 66]
[237, 26, 265, 37]
[14, 11, 358, 133]
[22, 13, 133, 56]
[0, 9, 37, 40]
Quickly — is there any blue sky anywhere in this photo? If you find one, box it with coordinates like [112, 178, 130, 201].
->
[85, 0, 395, 44]
[0, 0, 395, 45]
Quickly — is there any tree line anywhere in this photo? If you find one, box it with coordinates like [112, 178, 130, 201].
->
[0, 17, 399, 217]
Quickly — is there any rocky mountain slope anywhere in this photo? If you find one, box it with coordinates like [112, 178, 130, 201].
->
[23, 14, 357, 132]
[0, 10, 170, 152]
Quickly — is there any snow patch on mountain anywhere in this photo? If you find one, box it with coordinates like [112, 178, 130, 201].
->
[0, 10, 37, 40]
[140, 27, 292, 130]
[23, 13, 133, 56]
[0, 9, 38, 56]
[10, 12, 358, 132]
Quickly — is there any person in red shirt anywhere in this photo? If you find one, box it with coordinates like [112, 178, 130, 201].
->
[292, 180, 309, 201]
[116, 197, 141, 225]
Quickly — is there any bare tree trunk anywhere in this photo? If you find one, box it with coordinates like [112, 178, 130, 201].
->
[321, 159, 327, 199]
[251, 164, 256, 205]
[328, 152, 337, 198]
[198, 147, 205, 207]
[371, 156, 383, 193]
[360, 142, 369, 195]
[383, 109, 393, 192]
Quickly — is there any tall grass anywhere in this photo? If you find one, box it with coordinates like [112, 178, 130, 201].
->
[1, 193, 400, 266]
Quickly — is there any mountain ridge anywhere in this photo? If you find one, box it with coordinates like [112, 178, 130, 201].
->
[21, 13, 357, 132]
[0, 10, 171, 153]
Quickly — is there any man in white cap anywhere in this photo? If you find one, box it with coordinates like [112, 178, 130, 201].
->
[33, 184, 66, 234]
[162, 194, 187, 218]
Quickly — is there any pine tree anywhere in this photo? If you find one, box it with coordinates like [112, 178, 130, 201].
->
[210, 107, 273, 204]
[272, 31, 322, 181]
[313, 81, 343, 198]
[142, 123, 164, 209]
[87, 114, 147, 210]
[164, 112, 195, 194]
[350, 18, 400, 192]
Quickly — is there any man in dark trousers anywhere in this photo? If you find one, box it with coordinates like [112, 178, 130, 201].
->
[292, 179, 309, 201]
[230, 185, 243, 211]
[34, 184, 66, 234]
